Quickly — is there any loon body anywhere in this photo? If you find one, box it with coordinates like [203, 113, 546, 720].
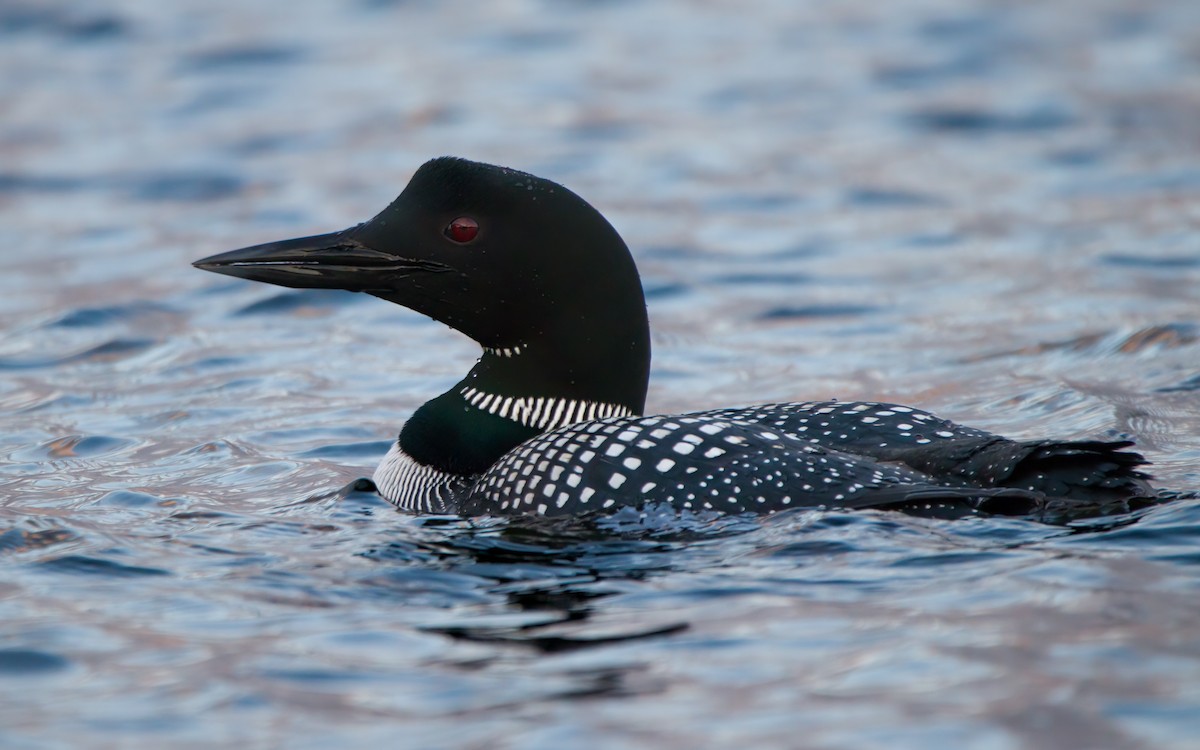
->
[195, 157, 1153, 520]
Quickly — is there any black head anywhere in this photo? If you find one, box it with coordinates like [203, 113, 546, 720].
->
[195, 157, 651, 412]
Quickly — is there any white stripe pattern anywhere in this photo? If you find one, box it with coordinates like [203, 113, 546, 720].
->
[483, 345, 524, 358]
[460, 386, 633, 431]
[372, 442, 464, 512]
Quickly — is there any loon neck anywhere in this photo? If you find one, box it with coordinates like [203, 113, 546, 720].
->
[466, 342, 648, 413]
[398, 341, 647, 478]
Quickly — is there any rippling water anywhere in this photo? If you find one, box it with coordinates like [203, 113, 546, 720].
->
[3, 0, 1200, 747]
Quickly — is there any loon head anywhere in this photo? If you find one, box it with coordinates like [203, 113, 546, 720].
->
[195, 157, 651, 416]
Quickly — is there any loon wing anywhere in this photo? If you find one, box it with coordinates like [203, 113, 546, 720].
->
[706, 400, 1151, 503]
[463, 414, 1052, 518]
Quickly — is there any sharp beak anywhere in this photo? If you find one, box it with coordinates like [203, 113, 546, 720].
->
[193, 229, 451, 292]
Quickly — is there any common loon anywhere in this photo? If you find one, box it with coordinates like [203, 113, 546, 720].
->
[195, 157, 1154, 520]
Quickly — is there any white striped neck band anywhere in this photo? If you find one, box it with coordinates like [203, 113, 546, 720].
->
[459, 386, 634, 432]
[482, 344, 524, 358]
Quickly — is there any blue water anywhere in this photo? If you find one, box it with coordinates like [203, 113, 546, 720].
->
[3, 0, 1200, 747]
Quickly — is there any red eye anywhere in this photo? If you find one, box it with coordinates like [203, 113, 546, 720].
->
[444, 217, 479, 244]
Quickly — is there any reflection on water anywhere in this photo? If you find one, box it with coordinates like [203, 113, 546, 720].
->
[2, 0, 1200, 747]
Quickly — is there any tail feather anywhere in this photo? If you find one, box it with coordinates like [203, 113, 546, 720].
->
[1002, 439, 1151, 500]
[884, 437, 1153, 504]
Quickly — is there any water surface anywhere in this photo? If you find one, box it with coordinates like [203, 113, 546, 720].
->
[2, 0, 1200, 747]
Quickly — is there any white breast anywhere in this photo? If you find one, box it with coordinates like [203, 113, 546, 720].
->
[372, 442, 465, 513]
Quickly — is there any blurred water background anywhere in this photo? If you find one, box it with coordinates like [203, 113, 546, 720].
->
[2, 0, 1200, 747]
